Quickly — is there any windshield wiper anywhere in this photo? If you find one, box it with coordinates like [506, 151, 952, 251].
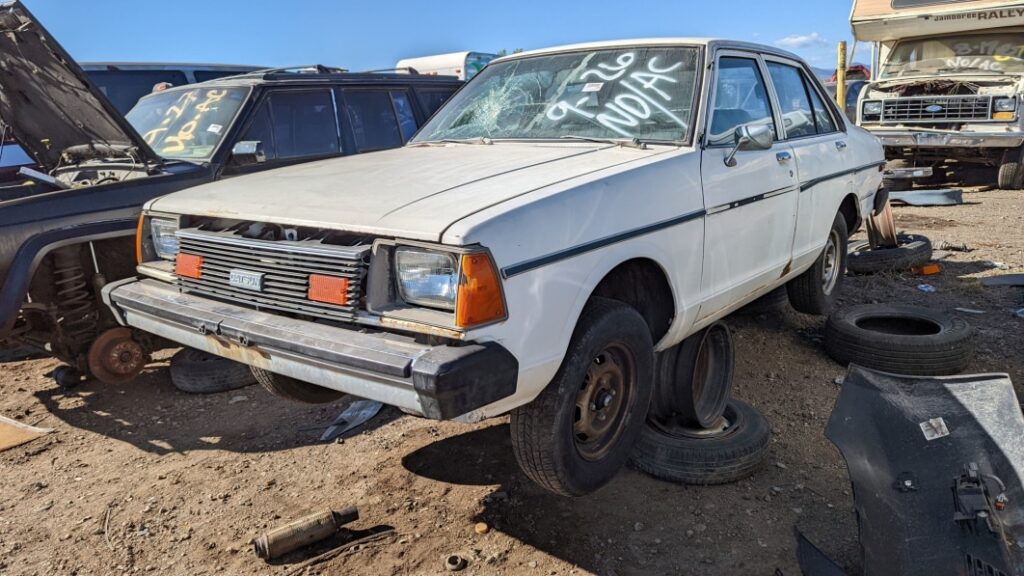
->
[409, 137, 493, 147]
[560, 135, 649, 149]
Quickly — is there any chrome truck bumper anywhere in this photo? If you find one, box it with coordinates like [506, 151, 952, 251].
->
[866, 129, 1024, 149]
[102, 278, 518, 420]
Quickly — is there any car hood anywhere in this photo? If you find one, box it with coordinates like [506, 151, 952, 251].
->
[0, 1, 159, 171]
[151, 142, 676, 242]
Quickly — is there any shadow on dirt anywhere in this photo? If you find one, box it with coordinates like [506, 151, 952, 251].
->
[33, 362, 398, 455]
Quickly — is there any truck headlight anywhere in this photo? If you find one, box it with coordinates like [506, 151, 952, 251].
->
[994, 97, 1017, 113]
[395, 248, 459, 310]
[862, 101, 883, 116]
[150, 218, 180, 260]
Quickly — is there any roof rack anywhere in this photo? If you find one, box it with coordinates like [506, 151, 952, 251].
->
[356, 66, 420, 75]
[224, 64, 350, 80]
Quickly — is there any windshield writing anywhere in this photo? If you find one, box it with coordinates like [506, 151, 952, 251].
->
[413, 47, 698, 142]
[881, 33, 1024, 78]
[126, 87, 248, 160]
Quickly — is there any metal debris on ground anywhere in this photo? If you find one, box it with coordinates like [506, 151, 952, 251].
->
[889, 189, 963, 206]
[320, 399, 383, 442]
[445, 554, 468, 571]
[917, 284, 937, 293]
[954, 308, 985, 315]
[253, 505, 359, 560]
[981, 274, 1024, 288]
[935, 240, 971, 252]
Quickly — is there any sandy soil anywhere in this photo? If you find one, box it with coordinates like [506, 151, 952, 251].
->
[0, 187, 1021, 576]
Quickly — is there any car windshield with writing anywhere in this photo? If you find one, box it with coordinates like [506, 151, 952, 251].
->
[413, 46, 699, 144]
[126, 86, 249, 161]
[880, 33, 1024, 79]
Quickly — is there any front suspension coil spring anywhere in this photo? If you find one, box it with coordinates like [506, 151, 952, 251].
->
[52, 246, 98, 350]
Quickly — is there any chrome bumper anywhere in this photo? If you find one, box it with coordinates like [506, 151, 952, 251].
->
[103, 278, 518, 420]
[865, 129, 1024, 148]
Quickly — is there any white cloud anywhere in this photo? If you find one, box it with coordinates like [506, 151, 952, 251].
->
[774, 32, 828, 49]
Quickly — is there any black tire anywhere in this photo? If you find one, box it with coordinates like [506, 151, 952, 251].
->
[847, 234, 932, 274]
[510, 297, 655, 497]
[824, 304, 974, 376]
[787, 213, 848, 315]
[734, 287, 789, 317]
[250, 367, 346, 404]
[998, 146, 1024, 190]
[884, 159, 913, 192]
[630, 399, 771, 486]
[169, 348, 256, 394]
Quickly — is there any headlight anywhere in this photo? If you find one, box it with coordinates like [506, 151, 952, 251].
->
[395, 248, 458, 310]
[862, 101, 883, 116]
[994, 97, 1017, 113]
[150, 218, 180, 260]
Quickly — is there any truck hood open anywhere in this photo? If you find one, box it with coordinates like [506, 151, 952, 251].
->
[0, 1, 159, 171]
[150, 142, 674, 242]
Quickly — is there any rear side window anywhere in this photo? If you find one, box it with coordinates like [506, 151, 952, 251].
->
[267, 90, 340, 159]
[86, 70, 189, 114]
[767, 62, 838, 138]
[415, 88, 457, 118]
[342, 90, 404, 152]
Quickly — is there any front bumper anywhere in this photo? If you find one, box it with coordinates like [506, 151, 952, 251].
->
[864, 129, 1024, 149]
[103, 278, 518, 420]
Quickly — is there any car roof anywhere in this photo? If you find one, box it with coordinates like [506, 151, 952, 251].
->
[494, 38, 805, 64]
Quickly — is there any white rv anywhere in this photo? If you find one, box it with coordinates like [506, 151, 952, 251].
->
[852, 0, 1024, 189]
[396, 51, 495, 80]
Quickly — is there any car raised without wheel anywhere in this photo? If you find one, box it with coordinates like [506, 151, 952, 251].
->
[106, 38, 884, 496]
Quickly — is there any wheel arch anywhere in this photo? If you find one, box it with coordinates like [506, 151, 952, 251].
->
[838, 192, 862, 234]
[590, 258, 676, 345]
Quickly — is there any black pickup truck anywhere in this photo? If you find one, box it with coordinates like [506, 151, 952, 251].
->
[0, 1, 462, 385]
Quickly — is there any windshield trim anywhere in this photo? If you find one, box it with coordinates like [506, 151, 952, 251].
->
[412, 44, 705, 147]
[128, 84, 252, 162]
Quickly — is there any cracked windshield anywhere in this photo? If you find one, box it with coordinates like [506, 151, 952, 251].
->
[126, 86, 248, 160]
[881, 33, 1024, 78]
[413, 46, 699, 143]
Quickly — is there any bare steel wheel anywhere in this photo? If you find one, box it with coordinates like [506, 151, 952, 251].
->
[511, 297, 654, 496]
[787, 213, 848, 315]
[574, 344, 635, 462]
[821, 228, 841, 296]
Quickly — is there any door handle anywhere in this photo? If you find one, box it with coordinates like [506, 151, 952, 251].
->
[835, 140, 848, 151]
[776, 151, 792, 163]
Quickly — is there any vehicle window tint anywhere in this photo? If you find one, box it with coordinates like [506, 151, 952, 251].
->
[267, 91, 339, 159]
[85, 70, 189, 114]
[343, 90, 403, 152]
[709, 57, 776, 146]
[239, 101, 277, 160]
[390, 91, 418, 142]
[806, 79, 838, 134]
[415, 88, 456, 117]
[766, 62, 816, 139]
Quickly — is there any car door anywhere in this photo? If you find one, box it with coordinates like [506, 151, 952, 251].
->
[698, 52, 799, 320]
[762, 57, 852, 270]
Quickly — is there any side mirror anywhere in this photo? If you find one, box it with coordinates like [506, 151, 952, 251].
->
[231, 141, 266, 166]
[724, 124, 773, 167]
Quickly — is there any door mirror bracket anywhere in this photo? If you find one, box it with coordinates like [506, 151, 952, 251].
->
[231, 141, 266, 166]
[724, 125, 773, 167]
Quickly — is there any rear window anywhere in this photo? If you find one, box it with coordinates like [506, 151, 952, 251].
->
[85, 70, 189, 114]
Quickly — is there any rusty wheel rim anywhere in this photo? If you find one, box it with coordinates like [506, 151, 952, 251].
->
[868, 201, 898, 249]
[574, 343, 635, 462]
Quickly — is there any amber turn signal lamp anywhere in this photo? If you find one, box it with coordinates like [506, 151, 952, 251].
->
[135, 214, 145, 264]
[175, 253, 203, 279]
[308, 274, 349, 306]
[994, 111, 1016, 121]
[455, 253, 506, 328]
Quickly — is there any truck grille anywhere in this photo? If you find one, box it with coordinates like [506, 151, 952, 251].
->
[881, 96, 992, 124]
[175, 229, 369, 323]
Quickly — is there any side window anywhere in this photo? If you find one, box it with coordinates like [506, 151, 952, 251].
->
[709, 57, 776, 146]
[390, 91, 418, 142]
[267, 91, 339, 159]
[415, 88, 456, 117]
[766, 63, 816, 139]
[806, 79, 838, 134]
[238, 101, 277, 160]
[343, 90, 403, 152]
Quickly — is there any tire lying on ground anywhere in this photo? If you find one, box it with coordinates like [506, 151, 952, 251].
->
[250, 367, 346, 404]
[824, 304, 974, 376]
[630, 399, 771, 486]
[847, 234, 932, 274]
[169, 348, 256, 394]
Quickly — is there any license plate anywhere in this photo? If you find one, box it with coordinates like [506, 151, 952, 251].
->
[915, 133, 948, 146]
[229, 269, 265, 291]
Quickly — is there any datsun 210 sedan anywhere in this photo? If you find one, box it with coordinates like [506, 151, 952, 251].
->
[105, 39, 884, 496]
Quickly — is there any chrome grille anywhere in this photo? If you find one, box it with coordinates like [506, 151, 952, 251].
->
[175, 229, 369, 322]
[881, 96, 992, 123]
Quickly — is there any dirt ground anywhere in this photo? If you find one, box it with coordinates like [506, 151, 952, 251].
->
[1, 187, 1022, 576]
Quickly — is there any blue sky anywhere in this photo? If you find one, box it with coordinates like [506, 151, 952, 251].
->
[24, 0, 861, 72]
